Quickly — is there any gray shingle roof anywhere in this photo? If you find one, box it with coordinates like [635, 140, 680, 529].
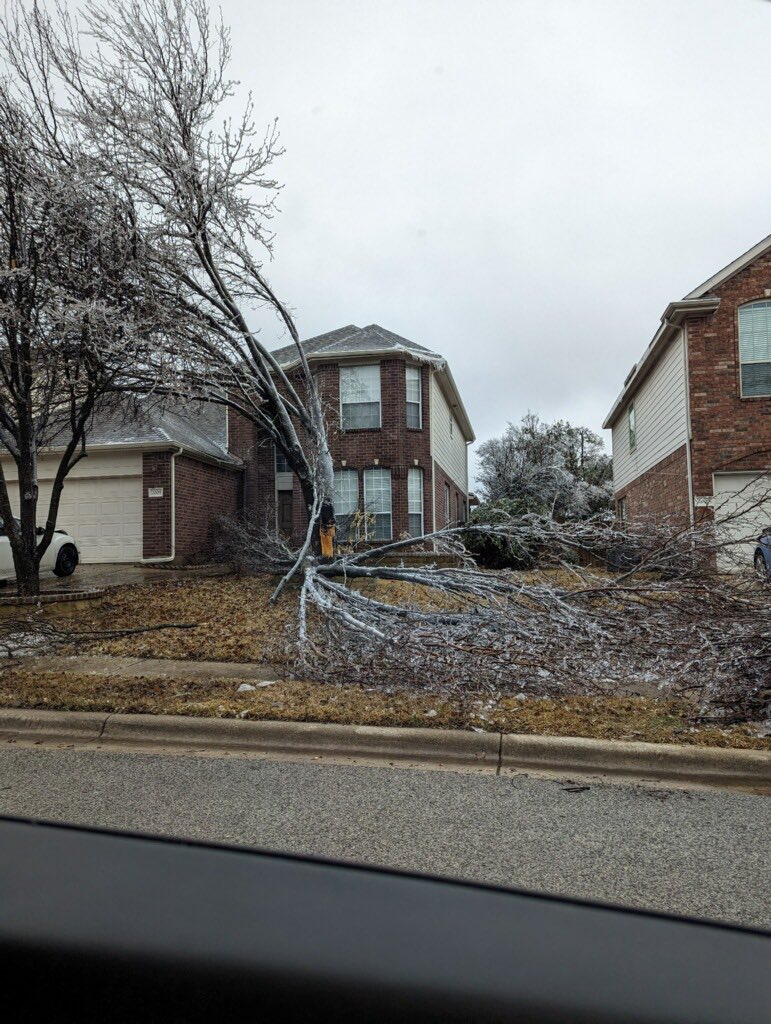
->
[83, 400, 239, 465]
[271, 324, 443, 367]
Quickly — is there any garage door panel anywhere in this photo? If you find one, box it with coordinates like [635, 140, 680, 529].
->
[712, 473, 771, 571]
[2, 470, 142, 564]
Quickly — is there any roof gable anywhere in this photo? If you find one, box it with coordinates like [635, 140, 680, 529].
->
[683, 233, 771, 299]
[271, 323, 441, 367]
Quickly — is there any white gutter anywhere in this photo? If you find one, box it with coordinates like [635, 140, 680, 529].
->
[144, 446, 183, 563]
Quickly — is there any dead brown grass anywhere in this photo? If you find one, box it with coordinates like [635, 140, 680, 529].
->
[1, 668, 768, 749]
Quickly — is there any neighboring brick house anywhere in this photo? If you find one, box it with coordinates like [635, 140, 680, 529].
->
[603, 233, 771, 566]
[230, 324, 475, 546]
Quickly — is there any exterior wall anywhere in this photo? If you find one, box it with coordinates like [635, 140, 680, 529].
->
[433, 460, 468, 529]
[277, 358, 434, 544]
[228, 409, 275, 527]
[430, 374, 469, 496]
[611, 331, 688, 493]
[142, 452, 173, 558]
[174, 456, 241, 561]
[613, 444, 690, 525]
[687, 249, 771, 499]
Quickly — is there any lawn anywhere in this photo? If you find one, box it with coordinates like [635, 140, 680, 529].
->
[4, 572, 766, 750]
[1, 667, 768, 748]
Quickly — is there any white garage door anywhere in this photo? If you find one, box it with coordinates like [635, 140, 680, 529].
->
[2, 453, 143, 564]
[712, 473, 771, 572]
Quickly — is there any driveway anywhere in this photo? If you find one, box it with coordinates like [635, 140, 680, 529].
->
[36, 562, 232, 593]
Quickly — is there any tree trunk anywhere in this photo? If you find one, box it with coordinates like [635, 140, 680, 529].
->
[12, 544, 40, 597]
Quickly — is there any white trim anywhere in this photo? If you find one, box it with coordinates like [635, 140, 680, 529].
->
[603, 298, 720, 429]
[684, 234, 771, 299]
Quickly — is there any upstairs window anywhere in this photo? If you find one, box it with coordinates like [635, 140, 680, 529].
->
[739, 301, 771, 397]
[406, 366, 422, 428]
[363, 468, 392, 540]
[628, 403, 637, 451]
[333, 469, 359, 542]
[340, 364, 381, 429]
[275, 447, 291, 473]
[407, 467, 423, 537]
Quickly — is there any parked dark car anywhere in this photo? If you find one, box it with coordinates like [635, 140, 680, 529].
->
[753, 528, 771, 576]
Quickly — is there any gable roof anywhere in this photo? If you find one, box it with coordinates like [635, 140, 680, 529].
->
[684, 232, 771, 299]
[603, 234, 771, 430]
[272, 323, 475, 442]
[271, 323, 442, 368]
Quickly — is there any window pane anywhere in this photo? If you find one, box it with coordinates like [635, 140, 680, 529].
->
[333, 470, 359, 515]
[406, 365, 422, 427]
[364, 468, 392, 540]
[341, 402, 380, 430]
[407, 467, 423, 536]
[275, 447, 291, 473]
[739, 302, 771, 364]
[741, 362, 771, 397]
[406, 402, 421, 429]
[340, 365, 380, 404]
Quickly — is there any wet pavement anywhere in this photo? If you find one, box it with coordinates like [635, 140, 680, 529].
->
[33, 562, 232, 594]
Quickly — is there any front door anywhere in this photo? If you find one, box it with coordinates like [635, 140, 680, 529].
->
[277, 490, 293, 539]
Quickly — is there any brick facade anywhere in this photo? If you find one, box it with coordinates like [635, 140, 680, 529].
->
[433, 460, 468, 530]
[228, 357, 468, 545]
[142, 451, 241, 561]
[142, 453, 173, 558]
[174, 456, 241, 561]
[614, 445, 690, 525]
[687, 249, 771, 498]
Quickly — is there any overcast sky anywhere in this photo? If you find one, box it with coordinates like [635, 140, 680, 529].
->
[221, 0, 771, 477]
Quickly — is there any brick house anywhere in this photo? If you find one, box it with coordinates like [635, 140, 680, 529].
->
[230, 324, 475, 546]
[603, 233, 771, 565]
[1, 324, 473, 562]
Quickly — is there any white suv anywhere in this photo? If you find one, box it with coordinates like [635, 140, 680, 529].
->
[0, 517, 80, 583]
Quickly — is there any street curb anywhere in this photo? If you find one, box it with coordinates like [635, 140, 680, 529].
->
[501, 733, 771, 789]
[0, 709, 768, 789]
[101, 713, 502, 767]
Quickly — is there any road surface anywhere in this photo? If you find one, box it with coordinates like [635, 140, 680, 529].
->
[0, 740, 768, 929]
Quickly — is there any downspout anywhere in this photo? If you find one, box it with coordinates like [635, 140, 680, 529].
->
[145, 446, 182, 563]
[681, 324, 696, 527]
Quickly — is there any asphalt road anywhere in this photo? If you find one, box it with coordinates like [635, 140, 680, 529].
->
[1, 741, 768, 930]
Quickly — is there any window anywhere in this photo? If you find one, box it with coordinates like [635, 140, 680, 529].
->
[618, 497, 628, 523]
[340, 364, 381, 429]
[739, 301, 771, 397]
[406, 365, 422, 428]
[407, 467, 423, 536]
[628, 403, 636, 450]
[444, 482, 451, 525]
[275, 446, 291, 473]
[333, 469, 359, 542]
[363, 468, 392, 540]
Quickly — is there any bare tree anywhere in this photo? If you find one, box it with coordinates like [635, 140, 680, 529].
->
[1, 0, 336, 564]
[0, 75, 164, 595]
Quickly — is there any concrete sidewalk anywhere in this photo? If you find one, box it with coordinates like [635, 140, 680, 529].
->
[15, 654, 281, 682]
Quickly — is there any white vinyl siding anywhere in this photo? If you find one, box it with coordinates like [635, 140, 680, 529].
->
[406, 365, 422, 428]
[333, 469, 359, 542]
[738, 301, 771, 397]
[340, 364, 381, 430]
[611, 331, 688, 493]
[363, 468, 392, 540]
[430, 375, 468, 494]
[407, 467, 423, 536]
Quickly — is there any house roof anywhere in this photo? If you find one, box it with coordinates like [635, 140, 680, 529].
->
[272, 324, 475, 442]
[80, 400, 240, 466]
[603, 234, 771, 430]
[271, 324, 443, 367]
